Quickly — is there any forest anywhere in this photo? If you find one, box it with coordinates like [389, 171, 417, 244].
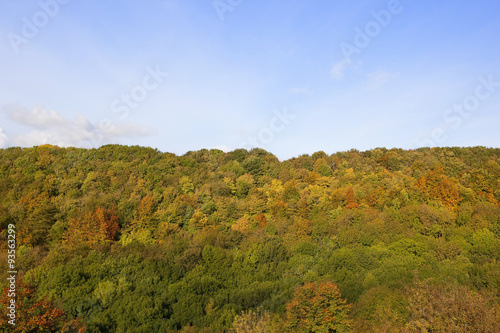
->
[0, 144, 499, 332]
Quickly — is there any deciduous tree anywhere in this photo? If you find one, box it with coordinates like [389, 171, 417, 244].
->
[284, 281, 352, 333]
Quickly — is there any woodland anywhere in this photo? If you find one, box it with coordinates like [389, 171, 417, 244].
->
[0, 145, 499, 332]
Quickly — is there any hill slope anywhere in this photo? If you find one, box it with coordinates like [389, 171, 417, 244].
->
[1, 145, 499, 332]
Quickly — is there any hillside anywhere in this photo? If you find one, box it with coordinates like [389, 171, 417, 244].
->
[1, 145, 500, 332]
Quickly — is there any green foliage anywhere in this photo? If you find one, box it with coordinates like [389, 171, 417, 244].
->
[0, 146, 499, 332]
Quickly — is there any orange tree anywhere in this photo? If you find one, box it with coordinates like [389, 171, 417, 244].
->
[284, 281, 352, 333]
[63, 207, 120, 247]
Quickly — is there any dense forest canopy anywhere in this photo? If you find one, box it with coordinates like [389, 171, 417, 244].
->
[1, 145, 499, 332]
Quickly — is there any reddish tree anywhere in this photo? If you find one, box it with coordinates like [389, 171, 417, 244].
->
[345, 187, 359, 209]
[255, 213, 268, 228]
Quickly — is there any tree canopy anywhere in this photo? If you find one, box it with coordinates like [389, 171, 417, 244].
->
[0, 145, 499, 332]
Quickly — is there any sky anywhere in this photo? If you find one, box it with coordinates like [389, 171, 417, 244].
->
[0, 0, 499, 160]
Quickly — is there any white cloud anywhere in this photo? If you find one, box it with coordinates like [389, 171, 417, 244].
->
[4, 105, 156, 148]
[366, 70, 398, 90]
[10, 105, 66, 128]
[0, 128, 8, 148]
[330, 59, 351, 80]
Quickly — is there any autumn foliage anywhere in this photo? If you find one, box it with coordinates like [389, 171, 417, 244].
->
[285, 281, 352, 332]
[64, 207, 120, 246]
[0, 145, 499, 331]
[344, 187, 359, 209]
[416, 166, 462, 212]
[404, 280, 500, 333]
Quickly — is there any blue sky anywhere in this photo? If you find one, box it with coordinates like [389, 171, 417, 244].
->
[0, 0, 499, 160]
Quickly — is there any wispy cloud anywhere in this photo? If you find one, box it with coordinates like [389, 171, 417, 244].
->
[290, 87, 312, 95]
[3, 105, 156, 148]
[366, 70, 397, 90]
[330, 59, 352, 80]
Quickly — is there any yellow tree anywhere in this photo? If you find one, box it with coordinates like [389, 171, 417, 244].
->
[130, 195, 156, 230]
